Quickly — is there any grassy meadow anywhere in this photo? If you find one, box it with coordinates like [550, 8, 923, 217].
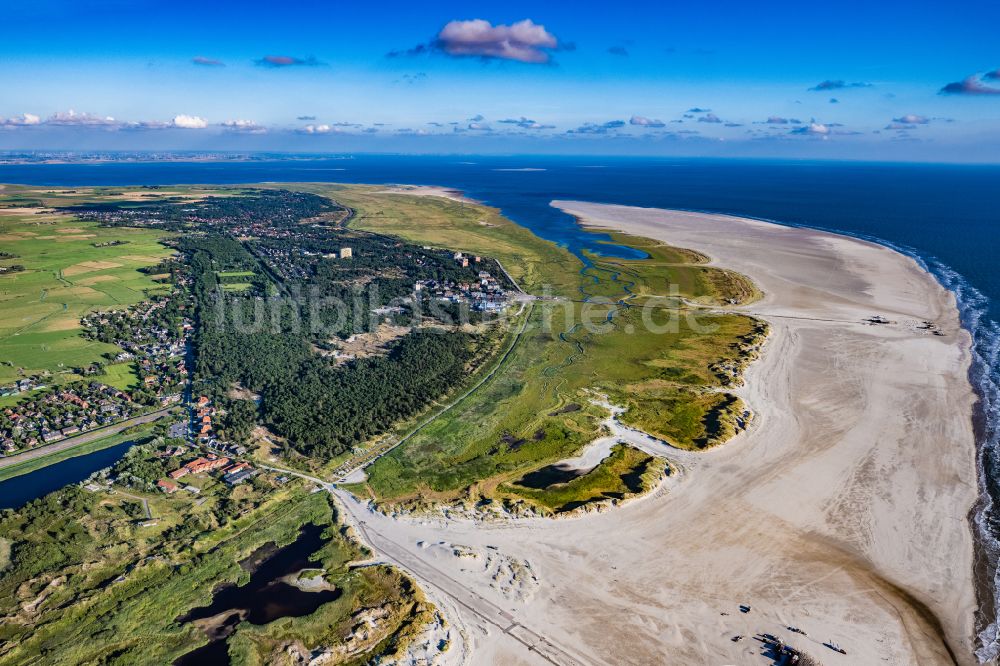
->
[290, 184, 584, 296]
[0, 182, 766, 515]
[499, 444, 668, 513]
[0, 186, 179, 385]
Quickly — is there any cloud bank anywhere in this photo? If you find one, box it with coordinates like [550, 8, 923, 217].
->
[809, 80, 872, 91]
[0, 113, 42, 127]
[940, 73, 1000, 95]
[10, 110, 211, 131]
[255, 55, 324, 68]
[46, 110, 118, 126]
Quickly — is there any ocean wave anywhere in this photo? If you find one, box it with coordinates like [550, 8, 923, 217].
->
[933, 262, 1000, 663]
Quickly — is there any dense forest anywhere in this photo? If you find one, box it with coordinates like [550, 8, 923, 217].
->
[261, 330, 471, 456]
[65, 188, 496, 459]
[137, 193, 485, 459]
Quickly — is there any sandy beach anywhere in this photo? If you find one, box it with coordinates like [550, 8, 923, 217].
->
[335, 201, 980, 665]
[378, 185, 478, 205]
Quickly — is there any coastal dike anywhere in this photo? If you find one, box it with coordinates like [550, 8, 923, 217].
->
[336, 201, 980, 665]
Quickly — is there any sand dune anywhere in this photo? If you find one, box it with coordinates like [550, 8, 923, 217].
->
[336, 202, 979, 665]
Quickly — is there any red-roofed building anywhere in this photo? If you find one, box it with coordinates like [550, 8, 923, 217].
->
[222, 462, 250, 475]
[157, 479, 179, 493]
[183, 456, 230, 475]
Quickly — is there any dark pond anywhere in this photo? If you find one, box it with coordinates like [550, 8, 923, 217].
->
[0, 440, 137, 510]
[514, 464, 587, 490]
[174, 522, 339, 665]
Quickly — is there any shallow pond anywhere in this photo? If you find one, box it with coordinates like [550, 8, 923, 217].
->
[174, 522, 339, 665]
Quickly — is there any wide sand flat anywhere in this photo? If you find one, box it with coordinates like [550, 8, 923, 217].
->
[379, 184, 479, 205]
[336, 202, 979, 665]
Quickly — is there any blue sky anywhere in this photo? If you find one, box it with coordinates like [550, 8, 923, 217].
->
[1, 0, 999, 161]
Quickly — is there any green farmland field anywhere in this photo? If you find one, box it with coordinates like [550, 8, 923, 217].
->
[0, 187, 177, 385]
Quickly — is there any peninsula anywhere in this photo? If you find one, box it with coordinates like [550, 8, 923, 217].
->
[0, 185, 980, 665]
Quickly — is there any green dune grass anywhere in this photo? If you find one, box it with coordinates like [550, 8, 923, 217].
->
[314, 185, 765, 510]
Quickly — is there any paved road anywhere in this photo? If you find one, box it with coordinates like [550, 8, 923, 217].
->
[249, 226, 584, 663]
[335, 491, 590, 666]
[493, 258, 527, 296]
[0, 406, 173, 471]
[256, 462, 587, 666]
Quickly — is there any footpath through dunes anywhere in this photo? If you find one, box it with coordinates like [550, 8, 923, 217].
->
[333, 201, 979, 666]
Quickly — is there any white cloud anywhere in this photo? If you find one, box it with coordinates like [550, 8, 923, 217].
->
[0, 113, 41, 127]
[791, 122, 831, 136]
[435, 19, 558, 63]
[220, 119, 265, 133]
[172, 114, 207, 129]
[630, 115, 665, 128]
[299, 124, 343, 134]
[46, 110, 118, 126]
[7, 109, 215, 132]
[892, 114, 929, 125]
